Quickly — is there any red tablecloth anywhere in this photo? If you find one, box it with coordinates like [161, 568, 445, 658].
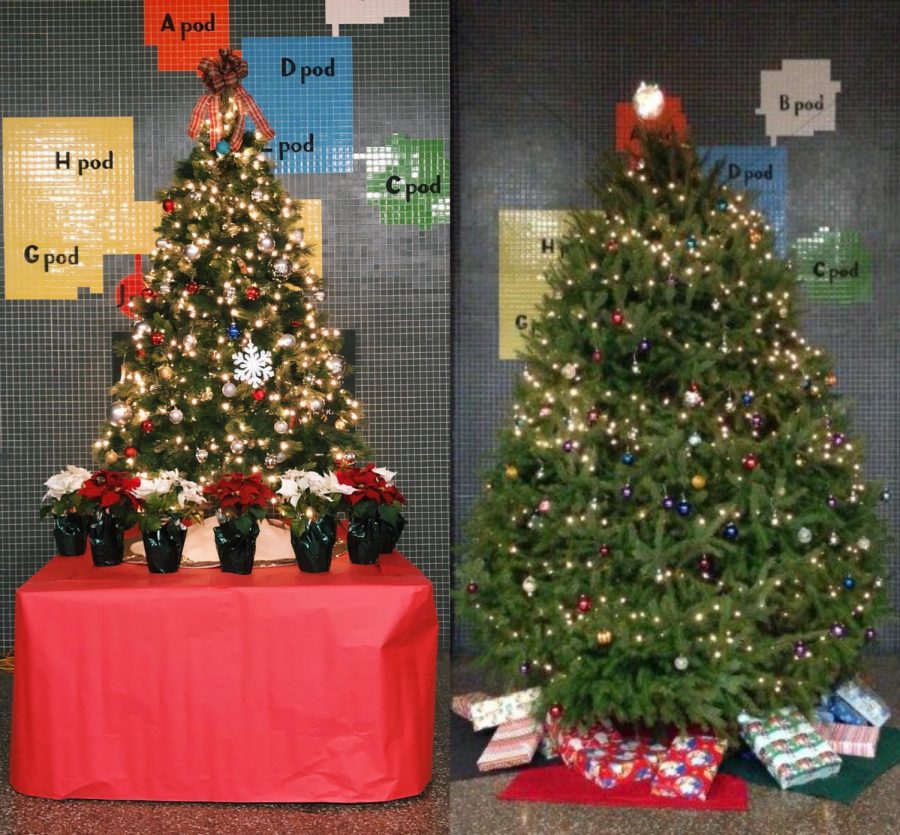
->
[10, 550, 437, 802]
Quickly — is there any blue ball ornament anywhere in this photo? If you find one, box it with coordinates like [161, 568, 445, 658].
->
[723, 522, 739, 540]
[842, 575, 856, 590]
[676, 500, 692, 517]
[622, 452, 635, 465]
[215, 139, 232, 156]
[716, 198, 729, 211]
[741, 391, 753, 405]
[227, 321, 241, 339]
[685, 235, 698, 250]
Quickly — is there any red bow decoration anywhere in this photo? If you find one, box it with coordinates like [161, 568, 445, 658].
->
[187, 49, 275, 152]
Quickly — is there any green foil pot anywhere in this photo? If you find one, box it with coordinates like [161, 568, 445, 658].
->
[291, 514, 337, 573]
[53, 512, 88, 557]
[347, 514, 381, 565]
[87, 512, 126, 567]
[214, 517, 260, 574]
[378, 513, 406, 554]
[143, 518, 187, 574]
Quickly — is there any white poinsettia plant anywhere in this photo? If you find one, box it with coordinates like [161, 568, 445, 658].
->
[133, 470, 206, 532]
[40, 465, 93, 518]
[277, 469, 356, 532]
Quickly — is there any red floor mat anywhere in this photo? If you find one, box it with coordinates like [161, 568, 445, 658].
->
[498, 764, 748, 811]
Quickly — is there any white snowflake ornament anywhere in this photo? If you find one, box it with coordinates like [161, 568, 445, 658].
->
[232, 340, 274, 389]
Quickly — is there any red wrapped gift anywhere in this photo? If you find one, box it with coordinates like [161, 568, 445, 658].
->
[650, 735, 728, 801]
[581, 739, 669, 789]
[557, 721, 622, 772]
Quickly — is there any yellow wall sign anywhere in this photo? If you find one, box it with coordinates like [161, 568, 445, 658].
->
[296, 200, 323, 281]
[3, 117, 158, 300]
[498, 209, 570, 359]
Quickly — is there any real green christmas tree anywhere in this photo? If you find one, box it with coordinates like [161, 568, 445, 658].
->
[97, 55, 364, 483]
[458, 125, 891, 736]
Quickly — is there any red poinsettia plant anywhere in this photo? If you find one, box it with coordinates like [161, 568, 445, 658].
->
[335, 464, 406, 522]
[203, 472, 277, 531]
[77, 469, 142, 525]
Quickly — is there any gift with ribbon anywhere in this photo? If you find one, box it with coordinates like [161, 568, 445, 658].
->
[187, 48, 275, 151]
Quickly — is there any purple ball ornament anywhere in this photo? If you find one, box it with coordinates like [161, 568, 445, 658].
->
[638, 338, 652, 352]
[830, 622, 848, 638]
[831, 433, 846, 447]
[864, 627, 878, 642]
[562, 439, 574, 453]
[519, 662, 531, 676]
[827, 494, 838, 509]
[793, 641, 810, 659]
[621, 483, 634, 500]
[661, 495, 675, 510]
[750, 413, 764, 430]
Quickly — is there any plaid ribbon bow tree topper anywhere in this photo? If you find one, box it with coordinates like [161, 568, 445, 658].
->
[187, 49, 275, 152]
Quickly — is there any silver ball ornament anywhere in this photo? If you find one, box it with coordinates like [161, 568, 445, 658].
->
[561, 363, 578, 380]
[857, 537, 871, 551]
[110, 401, 132, 424]
[155, 237, 171, 250]
[688, 433, 702, 447]
[168, 407, 184, 424]
[264, 453, 278, 468]
[797, 527, 812, 544]
[184, 243, 201, 261]
[522, 576, 537, 595]
[274, 419, 289, 434]
[257, 234, 275, 253]
[230, 440, 245, 454]
[183, 334, 198, 350]
[195, 448, 208, 463]
[674, 656, 689, 671]
[289, 228, 305, 244]
[309, 398, 324, 412]
[222, 382, 237, 398]
[272, 258, 291, 276]
[277, 333, 297, 349]
[828, 531, 841, 547]
[325, 354, 346, 376]
[250, 188, 264, 201]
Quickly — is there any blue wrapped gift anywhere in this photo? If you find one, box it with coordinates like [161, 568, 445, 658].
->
[835, 679, 891, 728]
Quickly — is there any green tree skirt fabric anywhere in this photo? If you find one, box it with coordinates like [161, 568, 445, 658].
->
[720, 727, 900, 804]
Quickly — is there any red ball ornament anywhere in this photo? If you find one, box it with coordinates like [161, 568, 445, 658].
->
[576, 594, 593, 613]
[245, 285, 261, 300]
[185, 281, 200, 295]
[140, 419, 154, 434]
[606, 239, 619, 253]
[591, 349, 604, 363]
[162, 198, 175, 213]
[466, 582, 479, 595]
[252, 388, 266, 402]
[290, 320, 302, 328]
[611, 310, 624, 326]
[598, 544, 611, 557]
[548, 704, 564, 719]
[136, 349, 146, 359]
[742, 453, 759, 471]
[587, 408, 601, 426]
[141, 287, 155, 299]
[150, 331, 165, 346]
[124, 446, 137, 458]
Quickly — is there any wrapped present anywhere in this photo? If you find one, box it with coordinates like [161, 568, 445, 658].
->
[452, 691, 491, 722]
[469, 687, 541, 731]
[557, 721, 622, 772]
[557, 722, 667, 789]
[828, 695, 868, 725]
[580, 738, 669, 789]
[476, 717, 542, 772]
[815, 722, 880, 758]
[835, 679, 891, 728]
[738, 708, 841, 789]
[650, 735, 728, 801]
[540, 712, 562, 760]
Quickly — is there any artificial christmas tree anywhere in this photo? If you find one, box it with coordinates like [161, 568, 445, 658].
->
[459, 110, 890, 736]
[97, 50, 364, 482]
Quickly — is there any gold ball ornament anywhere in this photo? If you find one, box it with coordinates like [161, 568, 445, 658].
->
[505, 465, 519, 480]
[105, 450, 119, 465]
[691, 474, 707, 490]
[749, 228, 763, 244]
[159, 366, 174, 381]
[596, 630, 613, 646]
